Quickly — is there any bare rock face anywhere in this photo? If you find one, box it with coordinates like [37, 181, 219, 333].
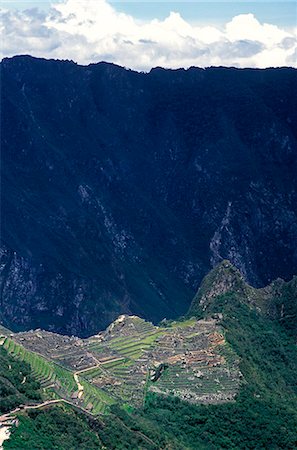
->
[1, 56, 297, 336]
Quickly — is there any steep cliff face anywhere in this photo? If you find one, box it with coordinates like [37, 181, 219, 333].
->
[190, 260, 297, 338]
[1, 56, 297, 336]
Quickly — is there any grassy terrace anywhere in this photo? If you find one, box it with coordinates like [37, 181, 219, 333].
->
[1, 315, 241, 414]
[100, 358, 127, 369]
[110, 331, 163, 350]
[80, 379, 115, 414]
[81, 316, 239, 406]
[3, 337, 115, 415]
[3, 337, 77, 394]
[168, 318, 198, 329]
[104, 328, 162, 349]
[101, 330, 164, 364]
[83, 329, 154, 406]
[79, 366, 105, 379]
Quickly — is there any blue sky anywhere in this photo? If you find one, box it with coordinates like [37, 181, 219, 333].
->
[118, 2, 296, 28]
[1, 0, 296, 69]
[3, 1, 296, 27]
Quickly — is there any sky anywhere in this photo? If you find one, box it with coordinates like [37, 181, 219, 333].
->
[1, 0, 296, 70]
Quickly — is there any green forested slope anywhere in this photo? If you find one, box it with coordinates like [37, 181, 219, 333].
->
[3, 262, 297, 449]
[107, 294, 297, 449]
[0, 346, 41, 413]
[4, 407, 103, 450]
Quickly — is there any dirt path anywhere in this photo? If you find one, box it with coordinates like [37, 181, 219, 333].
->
[73, 373, 84, 399]
[75, 364, 100, 375]
[0, 399, 66, 422]
[0, 397, 156, 449]
[0, 397, 100, 424]
[75, 356, 124, 378]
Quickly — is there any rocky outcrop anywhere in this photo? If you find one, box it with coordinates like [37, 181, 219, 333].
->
[192, 260, 247, 312]
[190, 260, 297, 337]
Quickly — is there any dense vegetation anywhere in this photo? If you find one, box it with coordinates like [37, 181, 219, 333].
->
[134, 297, 297, 449]
[272, 277, 297, 338]
[99, 296, 296, 449]
[0, 346, 41, 413]
[4, 407, 103, 450]
[5, 293, 297, 449]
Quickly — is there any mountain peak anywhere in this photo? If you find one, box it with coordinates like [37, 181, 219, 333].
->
[190, 261, 297, 339]
[190, 260, 247, 312]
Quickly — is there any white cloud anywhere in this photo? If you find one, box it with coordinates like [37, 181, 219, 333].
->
[225, 13, 290, 46]
[1, 0, 296, 70]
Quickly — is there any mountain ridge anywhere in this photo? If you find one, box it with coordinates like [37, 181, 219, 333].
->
[190, 260, 297, 337]
[1, 56, 297, 336]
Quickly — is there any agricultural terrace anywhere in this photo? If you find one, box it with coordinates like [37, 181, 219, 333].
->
[2, 315, 242, 412]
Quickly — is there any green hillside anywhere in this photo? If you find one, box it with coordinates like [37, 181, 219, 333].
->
[0, 346, 41, 413]
[2, 261, 297, 449]
[4, 407, 103, 450]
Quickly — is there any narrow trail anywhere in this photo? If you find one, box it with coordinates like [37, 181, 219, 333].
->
[75, 356, 125, 378]
[0, 398, 100, 424]
[0, 397, 105, 450]
[0, 399, 67, 449]
[0, 399, 67, 423]
[75, 363, 100, 375]
[73, 373, 84, 399]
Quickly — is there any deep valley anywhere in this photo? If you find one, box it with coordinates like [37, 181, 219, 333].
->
[1, 56, 297, 336]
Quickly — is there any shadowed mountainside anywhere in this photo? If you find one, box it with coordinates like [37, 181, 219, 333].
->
[1, 56, 297, 336]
